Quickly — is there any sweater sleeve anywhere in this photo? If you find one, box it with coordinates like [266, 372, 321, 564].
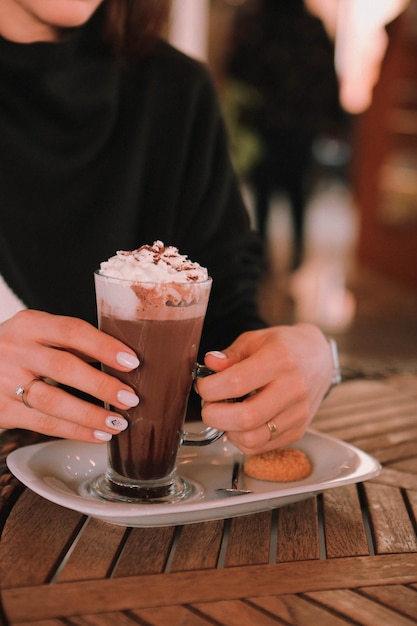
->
[169, 62, 268, 355]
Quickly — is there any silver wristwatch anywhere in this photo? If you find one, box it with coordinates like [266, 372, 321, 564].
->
[326, 338, 342, 396]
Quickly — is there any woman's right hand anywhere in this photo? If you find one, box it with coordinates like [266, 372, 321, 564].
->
[0, 310, 140, 442]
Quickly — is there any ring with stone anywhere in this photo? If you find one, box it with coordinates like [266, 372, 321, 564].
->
[15, 377, 46, 409]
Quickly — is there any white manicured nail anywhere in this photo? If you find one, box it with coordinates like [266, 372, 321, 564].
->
[117, 390, 140, 407]
[206, 351, 227, 359]
[94, 430, 112, 441]
[105, 416, 128, 431]
[116, 352, 140, 369]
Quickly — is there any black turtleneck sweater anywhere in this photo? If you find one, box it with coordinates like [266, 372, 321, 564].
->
[0, 16, 265, 356]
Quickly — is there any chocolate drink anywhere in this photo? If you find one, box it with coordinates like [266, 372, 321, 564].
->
[100, 314, 205, 481]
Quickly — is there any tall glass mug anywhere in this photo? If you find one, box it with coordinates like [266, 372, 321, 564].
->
[88, 271, 222, 504]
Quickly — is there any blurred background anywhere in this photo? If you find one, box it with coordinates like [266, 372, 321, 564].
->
[169, 0, 417, 381]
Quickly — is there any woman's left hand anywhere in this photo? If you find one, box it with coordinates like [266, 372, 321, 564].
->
[195, 323, 334, 455]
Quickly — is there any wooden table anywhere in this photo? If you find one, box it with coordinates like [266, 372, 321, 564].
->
[1, 375, 417, 625]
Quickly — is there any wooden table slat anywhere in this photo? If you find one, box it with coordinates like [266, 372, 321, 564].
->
[113, 526, 176, 577]
[392, 457, 417, 473]
[354, 424, 417, 452]
[364, 482, 417, 553]
[368, 440, 417, 465]
[276, 496, 320, 562]
[224, 511, 272, 567]
[16, 621, 67, 626]
[317, 405, 417, 442]
[190, 599, 285, 626]
[249, 594, 354, 626]
[55, 517, 127, 583]
[406, 489, 417, 522]
[372, 466, 417, 490]
[0, 490, 84, 588]
[67, 612, 153, 625]
[358, 584, 417, 621]
[306, 588, 417, 626]
[322, 485, 370, 558]
[319, 381, 404, 408]
[169, 520, 225, 572]
[132, 605, 220, 626]
[2, 554, 417, 622]
[314, 398, 417, 433]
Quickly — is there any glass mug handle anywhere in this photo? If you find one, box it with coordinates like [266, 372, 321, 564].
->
[180, 364, 224, 447]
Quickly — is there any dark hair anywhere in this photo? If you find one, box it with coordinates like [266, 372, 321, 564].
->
[101, 0, 172, 60]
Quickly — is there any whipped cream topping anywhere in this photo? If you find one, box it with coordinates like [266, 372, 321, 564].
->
[99, 241, 208, 283]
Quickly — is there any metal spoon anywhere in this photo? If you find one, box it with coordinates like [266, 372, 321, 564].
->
[216, 460, 252, 497]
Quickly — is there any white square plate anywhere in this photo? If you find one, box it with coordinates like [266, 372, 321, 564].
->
[7, 427, 381, 527]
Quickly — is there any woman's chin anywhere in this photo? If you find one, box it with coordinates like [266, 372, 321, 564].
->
[37, 0, 104, 29]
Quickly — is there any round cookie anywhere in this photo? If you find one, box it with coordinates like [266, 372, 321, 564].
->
[244, 448, 312, 482]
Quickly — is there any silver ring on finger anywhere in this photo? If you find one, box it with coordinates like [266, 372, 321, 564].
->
[15, 377, 47, 409]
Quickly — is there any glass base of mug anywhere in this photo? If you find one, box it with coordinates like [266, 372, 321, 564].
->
[87, 468, 197, 504]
